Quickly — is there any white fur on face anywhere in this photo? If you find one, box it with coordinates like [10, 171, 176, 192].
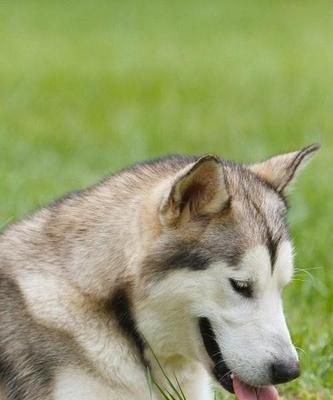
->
[210, 241, 298, 386]
[137, 240, 298, 387]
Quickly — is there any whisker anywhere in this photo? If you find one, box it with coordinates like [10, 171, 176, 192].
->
[216, 361, 249, 382]
[294, 346, 307, 356]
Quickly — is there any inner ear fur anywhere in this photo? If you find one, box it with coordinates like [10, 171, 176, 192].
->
[160, 155, 229, 225]
[249, 143, 320, 194]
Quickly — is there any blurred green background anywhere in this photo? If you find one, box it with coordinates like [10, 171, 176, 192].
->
[0, 1, 332, 399]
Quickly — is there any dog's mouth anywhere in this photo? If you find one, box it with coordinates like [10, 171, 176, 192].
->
[199, 317, 234, 393]
[198, 317, 278, 400]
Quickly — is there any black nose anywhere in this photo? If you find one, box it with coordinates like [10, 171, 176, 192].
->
[271, 360, 300, 384]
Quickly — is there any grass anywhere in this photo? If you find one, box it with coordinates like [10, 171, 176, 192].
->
[0, 0, 332, 398]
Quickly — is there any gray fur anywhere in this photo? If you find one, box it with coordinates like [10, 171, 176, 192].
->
[0, 146, 318, 399]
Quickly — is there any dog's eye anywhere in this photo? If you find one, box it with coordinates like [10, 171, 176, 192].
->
[229, 279, 253, 298]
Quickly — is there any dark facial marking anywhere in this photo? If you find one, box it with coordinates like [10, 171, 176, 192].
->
[246, 195, 281, 272]
[163, 243, 211, 271]
[106, 287, 146, 365]
[143, 240, 213, 275]
[266, 230, 281, 269]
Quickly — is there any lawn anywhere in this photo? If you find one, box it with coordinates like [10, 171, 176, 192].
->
[0, 0, 332, 398]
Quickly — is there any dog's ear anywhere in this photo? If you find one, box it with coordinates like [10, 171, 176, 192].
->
[249, 143, 320, 194]
[160, 155, 229, 226]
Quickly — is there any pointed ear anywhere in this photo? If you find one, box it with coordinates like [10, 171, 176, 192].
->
[160, 155, 229, 226]
[249, 143, 320, 194]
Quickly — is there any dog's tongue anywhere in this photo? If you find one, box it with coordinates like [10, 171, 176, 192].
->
[233, 376, 279, 400]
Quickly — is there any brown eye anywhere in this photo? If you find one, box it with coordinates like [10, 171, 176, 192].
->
[229, 279, 253, 298]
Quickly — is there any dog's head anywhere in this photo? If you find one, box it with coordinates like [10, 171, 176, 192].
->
[138, 144, 319, 397]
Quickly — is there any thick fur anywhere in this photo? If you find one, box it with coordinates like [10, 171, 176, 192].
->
[0, 145, 319, 400]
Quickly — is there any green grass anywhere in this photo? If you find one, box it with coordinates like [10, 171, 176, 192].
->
[0, 1, 332, 398]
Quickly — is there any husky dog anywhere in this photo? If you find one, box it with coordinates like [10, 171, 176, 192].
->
[0, 144, 319, 400]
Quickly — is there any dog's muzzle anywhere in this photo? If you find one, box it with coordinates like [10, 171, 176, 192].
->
[198, 317, 295, 400]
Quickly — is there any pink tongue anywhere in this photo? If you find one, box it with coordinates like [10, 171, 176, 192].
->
[233, 376, 279, 400]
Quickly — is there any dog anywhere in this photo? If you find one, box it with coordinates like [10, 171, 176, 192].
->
[0, 144, 319, 400]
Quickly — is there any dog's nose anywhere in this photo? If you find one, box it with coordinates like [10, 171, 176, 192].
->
[271, 360, 300, 384]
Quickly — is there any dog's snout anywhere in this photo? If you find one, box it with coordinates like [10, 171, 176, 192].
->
[271, 360, 300, 384]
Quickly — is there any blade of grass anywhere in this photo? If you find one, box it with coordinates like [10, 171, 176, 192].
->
[146, 367, 154, 400]
[153, 380, 176, 400]
[144, 338, 187, 400]
[174, 374, 187, 400]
